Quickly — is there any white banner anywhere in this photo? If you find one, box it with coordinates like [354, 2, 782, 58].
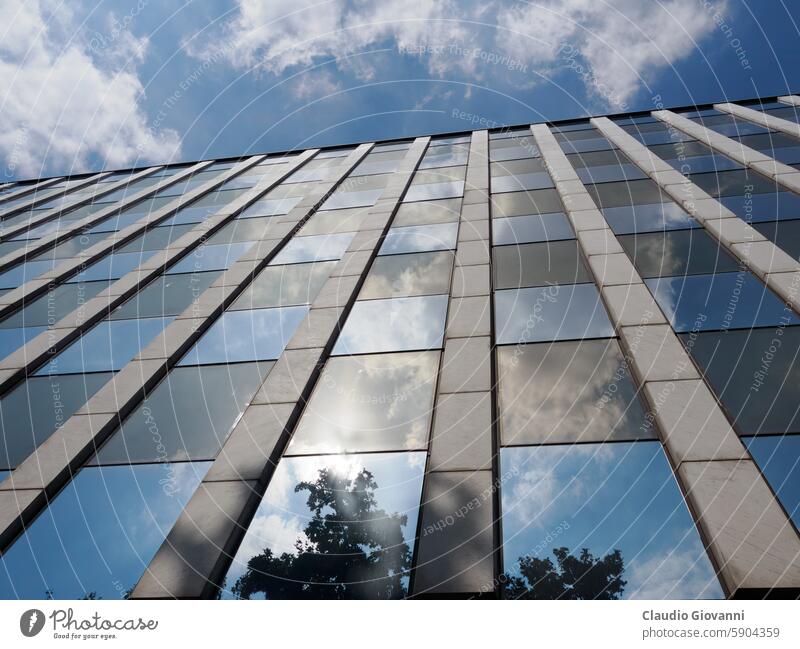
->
[0, 599, 797, 647]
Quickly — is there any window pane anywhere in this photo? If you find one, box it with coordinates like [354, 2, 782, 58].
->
[752, 218, 800, 259]
[491, 189, 563, 217]
[167, 241, 253, 275]
[619, 229, 741, 278]
[688, 169, 776, 198]
[239, 196, 301, 218]
[360, 251, 453, 300]
[403, 180, 464, 202]
[1, 372, 113, 469]
[67, 250, 149, 283]
[299, 209, 369, 236]
[232, 262, 334, 310]
[495, 284, 614, 345]
[501, 443, 722, 599]
[602, 202, 698, 234]
[646, 272, 799, 332]
[333, 295, 448, 355]
[493, 240, 592, 289]
[379, 223, 458, 255]
[288, 351, 438, 454]
[744, 435, 800, 528]
[585, 179, 665, 209]
[35, 316, 172, 375]
[497, 339, 652, 445]
[270, 233, 354, 265]
[393, 198, 461, 227]
[491, 172, 554, 193]
[1, 280, 110, 329]
[221, 452, 425, 599]
[110, 271, 220, 320]
[0, 326, 45, 361]
[178, 306, 308, 365]
[719, 191, 800, 223]
[0, 462, 208, 599]
[94, 362, 272, 464]
[680, 327, 800, 434]
[117, 224, 195, 253]
[492, 213, 573, 245]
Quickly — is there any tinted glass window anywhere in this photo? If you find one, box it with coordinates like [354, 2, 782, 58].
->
[491, 189, 563, 217]
[0, 372, 113, 469]
[744, 435, 800, 528]
[288, 351, 438, 454]
[501, 443, 722, 599]
[232, 262, 334, 310]
[1, 280, 110, 329]
[585, 179, 665, 209]
[110, 271, 219, 320]
[271, 233, 354, 265]
[493, 240, 592, 289]
[93, 362, 272, 464]
[360, 251, 453, 300]
[602, 202, 698, 234]
[67, 250, 149, 283]
[681, 327, 800, 434]
[221, 452, 425, 599]
[167, 241, 253, 275]
[333, 295, 448, 355]
[403, 180, 464, 202]
[497, 339, 652, 445]
[752, 218, 800, 259]
[495, 284, 614, 345]
[492, 213, 573, 245]
[619, 229, 741, 278]
[178, 306, 308, 366]
[0, 462, 208, 598]
[379, 223, 458, 255]
[35, 316, 172, 375]
[719, 191, 800, 223]
[393, 198, 461, 227]
[646, 272, 799, 332]
[688, 169, 777, 198]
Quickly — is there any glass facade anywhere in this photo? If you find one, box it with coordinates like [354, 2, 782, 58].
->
[2, 97, 800, 601]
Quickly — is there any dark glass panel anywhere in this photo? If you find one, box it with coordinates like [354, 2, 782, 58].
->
[646, 272, 799, 332]
[231, 262, 334, 310]
[221, 452, 425, 599]
[360, 251, 453, 300]
[0, 372, 113, 470]
[0, 462, 209, 599]
[497, 339, 652, 445]
[333, 295, 448, 355]
[178, 306, 308, 366]
[93, 362, 272, 464]
[500, 443, 722, 599]
[493, 240, 592, 289]
[288, 351, 438, 454]
[680, 327, 800, 435]
[495, 284, 614, 345]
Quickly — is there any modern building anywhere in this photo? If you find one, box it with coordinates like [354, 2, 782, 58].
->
[1, 94, 799, 600]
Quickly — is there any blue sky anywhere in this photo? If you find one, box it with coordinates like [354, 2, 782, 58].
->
[2, 0, 800, 180]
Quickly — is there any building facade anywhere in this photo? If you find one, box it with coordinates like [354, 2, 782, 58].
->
[1, 95, 800, 600]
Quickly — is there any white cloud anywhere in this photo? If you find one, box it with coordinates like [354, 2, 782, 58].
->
[495, 0, 727, 108]
[0, 1, 181, 178]
[193, 0, 726, 107]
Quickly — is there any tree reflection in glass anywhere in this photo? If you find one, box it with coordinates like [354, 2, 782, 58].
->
[224, 452, 425, 599]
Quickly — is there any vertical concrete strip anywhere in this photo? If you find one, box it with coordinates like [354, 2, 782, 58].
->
[131, 138, 431, 599]
[599, 114, 800, 317]
[0, 149, 332, 550]
[588, 117, 800, 596]
[412, 130, 496, 597]
[714, 102, 800, 139]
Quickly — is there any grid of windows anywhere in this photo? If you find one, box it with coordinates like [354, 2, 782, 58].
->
[1, 96, 800, 601]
